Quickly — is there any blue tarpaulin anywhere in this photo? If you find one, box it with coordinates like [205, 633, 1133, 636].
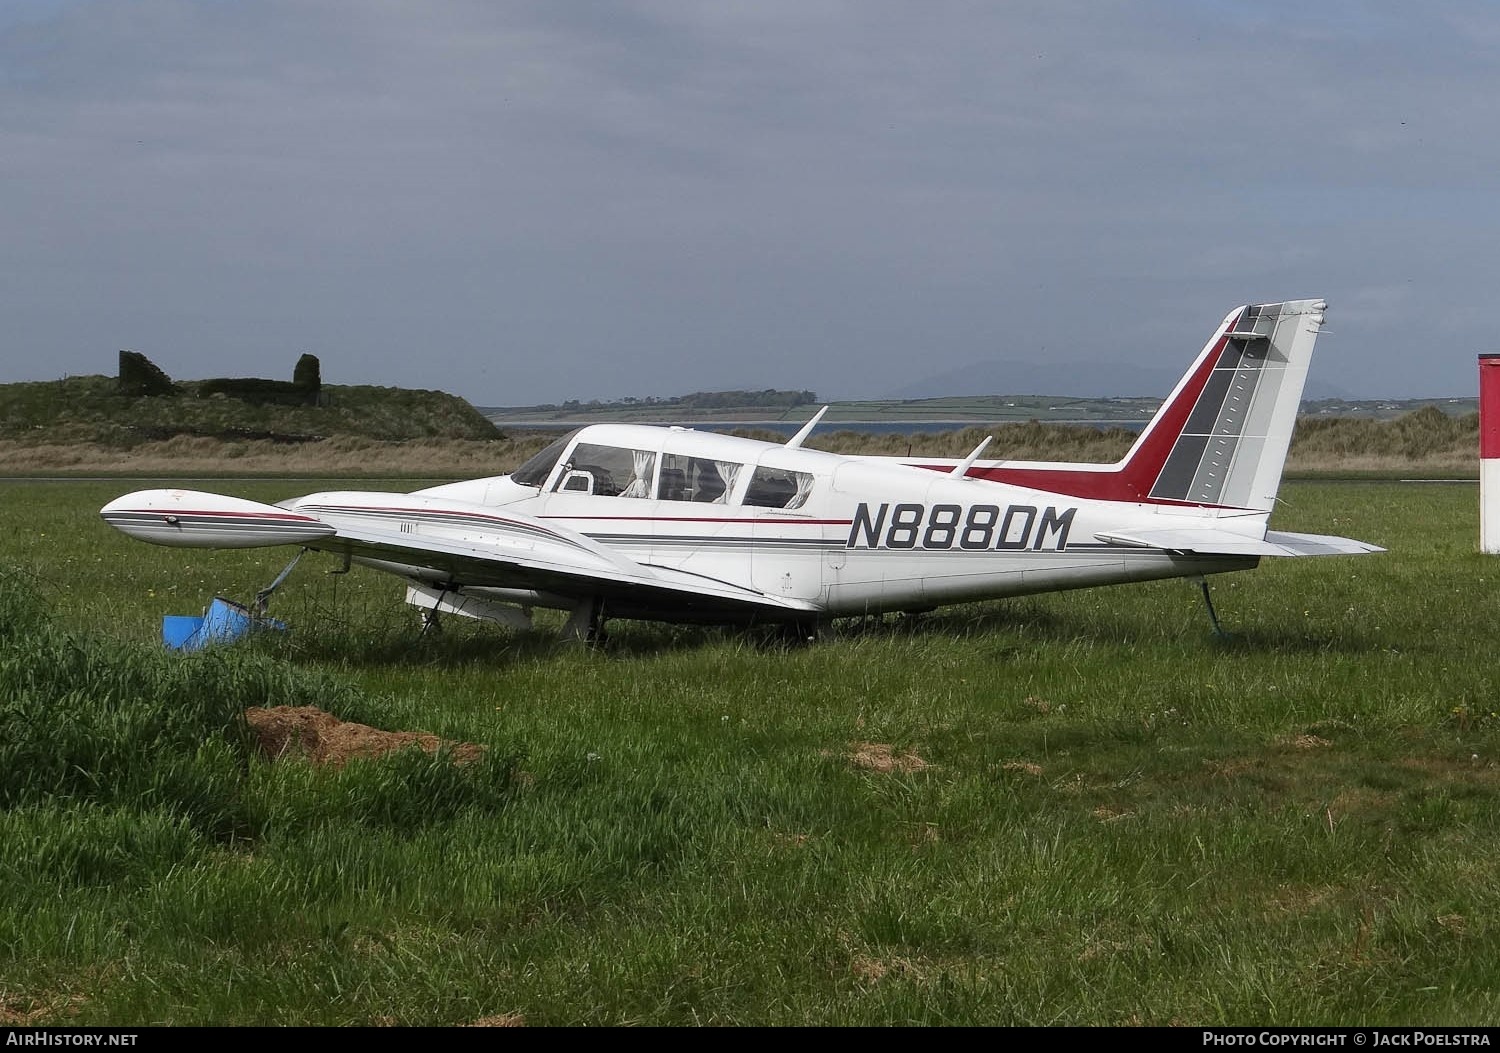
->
[162, 597, 285, 652]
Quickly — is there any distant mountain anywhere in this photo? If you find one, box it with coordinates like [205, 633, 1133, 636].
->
[883, 359, 1353, 401]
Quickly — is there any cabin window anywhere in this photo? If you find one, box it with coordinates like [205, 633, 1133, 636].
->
[511, 429, 580, 488]
[744, 466, 815, 509]
[555, 443, 656, 498]
[659, 453, 744, 504]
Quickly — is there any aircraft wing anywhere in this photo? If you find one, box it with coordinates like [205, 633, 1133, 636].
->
[101, 489, 819, 620]
[1094, 527, 1383, 557]
[311, 521, 820, 617]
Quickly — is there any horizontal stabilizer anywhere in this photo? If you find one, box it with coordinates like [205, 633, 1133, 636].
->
[1095, 527, 1382, 557]
[1263, 530, 1385, 556]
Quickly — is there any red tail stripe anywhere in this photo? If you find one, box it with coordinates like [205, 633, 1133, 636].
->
[941, 315, 1240, 504]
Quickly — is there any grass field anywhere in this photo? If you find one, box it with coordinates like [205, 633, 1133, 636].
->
[3, 478, 1499, 1026]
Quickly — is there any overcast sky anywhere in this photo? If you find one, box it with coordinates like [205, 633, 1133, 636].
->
[2, 1, 1495, 404]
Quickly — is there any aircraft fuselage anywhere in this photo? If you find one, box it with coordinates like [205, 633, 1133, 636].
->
[282, 429, 1259, 623]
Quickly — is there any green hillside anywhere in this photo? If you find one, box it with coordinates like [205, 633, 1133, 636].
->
[0, 375, 501, 445]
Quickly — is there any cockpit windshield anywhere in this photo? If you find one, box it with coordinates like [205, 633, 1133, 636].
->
[510, 429, 580, 488]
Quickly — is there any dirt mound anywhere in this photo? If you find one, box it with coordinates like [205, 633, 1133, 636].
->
[848, 741, 928, 774]
[245, 706, 485, 768]
[464, 1014, 526, 1027]
[0, 994, 81, 1026]
[1279, 733, 1334, 751]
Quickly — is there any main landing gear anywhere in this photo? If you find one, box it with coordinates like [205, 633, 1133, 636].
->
[773, 618, 821, 648]
[562, 596, 609, 646]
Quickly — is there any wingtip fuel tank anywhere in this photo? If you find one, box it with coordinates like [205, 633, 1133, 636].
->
[100, 489, 336, 548]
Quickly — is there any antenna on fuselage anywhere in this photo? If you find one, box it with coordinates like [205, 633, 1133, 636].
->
[950, 435, 994, 478]
[784, 406, 829, 450]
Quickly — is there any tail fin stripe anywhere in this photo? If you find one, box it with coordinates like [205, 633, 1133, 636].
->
[1145, 301, 1321, 508]
[942, 299, 1324, 511]
[1152, 334, 1276, 503]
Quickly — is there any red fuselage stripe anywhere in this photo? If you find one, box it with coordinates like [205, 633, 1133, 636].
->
[543, 515, 852, 526]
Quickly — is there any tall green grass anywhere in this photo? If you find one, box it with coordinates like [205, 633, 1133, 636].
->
[2, 479, 1500, 1024]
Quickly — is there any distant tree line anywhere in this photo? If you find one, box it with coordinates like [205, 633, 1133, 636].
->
[116, 351, 324, 406]
[540, 388, 818, 412]
[675, 389, 816, 410]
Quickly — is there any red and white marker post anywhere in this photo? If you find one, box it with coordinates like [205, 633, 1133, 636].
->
[1481, 355, 1500, 553]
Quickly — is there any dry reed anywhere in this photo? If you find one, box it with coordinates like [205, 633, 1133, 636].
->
[0, 411, 1478, 477]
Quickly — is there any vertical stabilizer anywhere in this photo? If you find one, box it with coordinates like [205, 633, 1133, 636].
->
[944, 299, 1327, 512]
[1144, 298, 1326, 511]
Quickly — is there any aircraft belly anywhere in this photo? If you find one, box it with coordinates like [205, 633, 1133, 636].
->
[1012, 552, 1256, 595]
[829, 549, 1063, 611]
[352, 555, 448, 581]
[822, 548, 1258, 614]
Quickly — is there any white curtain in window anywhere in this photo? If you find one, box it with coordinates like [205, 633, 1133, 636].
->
[786, 472, 814, 509]
[622, 450, 654, 498]
[713, 460, 742, 503]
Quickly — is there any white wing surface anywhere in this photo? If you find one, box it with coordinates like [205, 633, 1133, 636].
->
[102, 488, 819, 620]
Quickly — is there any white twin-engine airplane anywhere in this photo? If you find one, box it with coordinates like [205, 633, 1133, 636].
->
[102, 299, 1380, 642]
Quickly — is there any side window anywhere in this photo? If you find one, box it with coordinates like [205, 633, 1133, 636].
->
[511, 429, 580, 488]
[659, 453, 745, 504]
[554, 443, 656, 498]
[744, 466, 815, 509]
